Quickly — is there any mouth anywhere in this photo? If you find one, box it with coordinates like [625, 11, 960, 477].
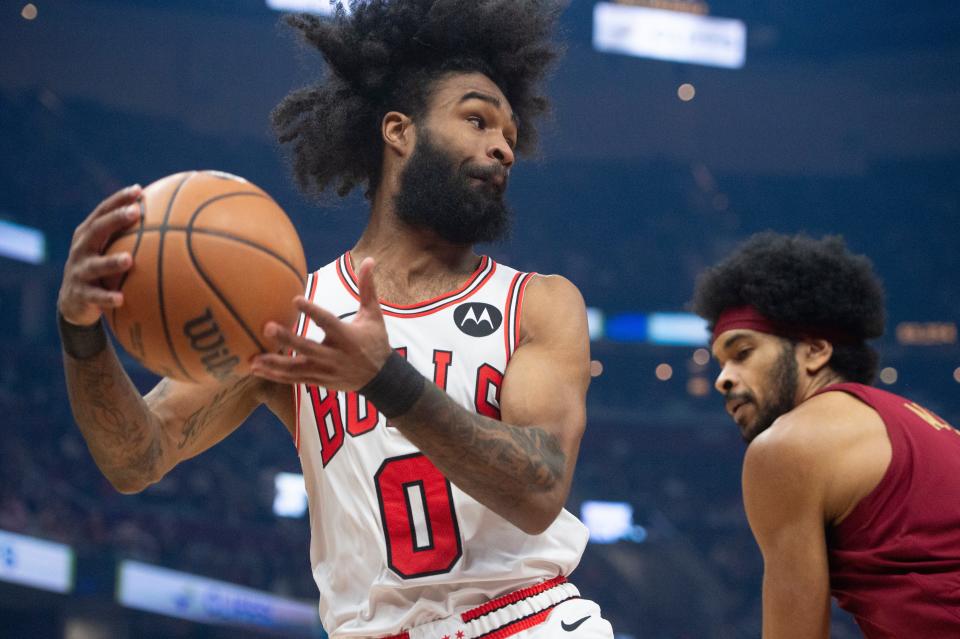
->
[465, 167, 508, 192]
[726, 398, 751, 421]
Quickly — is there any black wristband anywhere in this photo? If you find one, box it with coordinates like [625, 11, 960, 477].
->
[359, 351, 426, 419]
[58, 312, 108, 360]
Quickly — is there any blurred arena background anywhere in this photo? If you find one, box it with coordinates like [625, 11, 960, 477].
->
[1, 1, 958, 637]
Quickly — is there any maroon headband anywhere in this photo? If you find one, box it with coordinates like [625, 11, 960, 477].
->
[711, 305, 856, 345]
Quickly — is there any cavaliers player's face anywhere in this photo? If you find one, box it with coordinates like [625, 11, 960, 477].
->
[393, 72, 517, 245]
[711, 330, 801, 443]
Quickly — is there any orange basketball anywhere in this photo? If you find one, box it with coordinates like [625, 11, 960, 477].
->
[103, 170, 307, 384]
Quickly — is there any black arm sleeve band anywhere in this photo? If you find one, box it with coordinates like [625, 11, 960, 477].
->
[58, 312, 108, 360]
[359, 351, 426, 419]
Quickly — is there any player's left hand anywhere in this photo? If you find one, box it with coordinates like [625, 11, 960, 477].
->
[250, 257, 392, 390]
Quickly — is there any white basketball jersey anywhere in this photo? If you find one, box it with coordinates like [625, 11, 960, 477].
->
[293, 254, 588, 637]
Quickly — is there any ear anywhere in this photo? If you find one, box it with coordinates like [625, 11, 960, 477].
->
[382, 111, 415, 157]
[798, 338, 834, 376]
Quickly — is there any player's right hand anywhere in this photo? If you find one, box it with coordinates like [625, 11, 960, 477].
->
[57, 184, 142, 327]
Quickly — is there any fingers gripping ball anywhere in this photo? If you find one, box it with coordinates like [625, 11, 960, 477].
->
[103, 171, 307, 384]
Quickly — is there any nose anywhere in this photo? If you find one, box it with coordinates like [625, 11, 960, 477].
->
[714, 364, 737, 395]
[489, 136, 515, 168]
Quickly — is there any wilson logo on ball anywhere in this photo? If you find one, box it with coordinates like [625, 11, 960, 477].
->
[183, 308, 240, 381]
[453, 303, 502, 337]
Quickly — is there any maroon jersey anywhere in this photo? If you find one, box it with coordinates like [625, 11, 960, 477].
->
[818, 383, 960, 637]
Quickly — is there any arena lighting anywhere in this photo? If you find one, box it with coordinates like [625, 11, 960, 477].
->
[580, 501, 647, 544]
[274, 472, 308, 518]
[585, 306, 605, 341]
[601, 312, 709, 345]
[895, 321, 958, 346]
[593, 2, 746, 69]
[265, 0, 345, 16]
[655, 363, 673, 381]
[117, 560, 322, 634]
[648, 312, 710, 345]
[0, 529, 74, 593]
[0, 219, 46, 264]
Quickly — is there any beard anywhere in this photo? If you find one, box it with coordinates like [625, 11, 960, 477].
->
[728, 342, 800, 443]
[393, 130, 511, 245]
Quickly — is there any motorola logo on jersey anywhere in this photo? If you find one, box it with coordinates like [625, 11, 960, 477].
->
[453, 303, 502, 337]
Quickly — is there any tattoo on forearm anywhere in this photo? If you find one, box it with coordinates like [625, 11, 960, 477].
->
[393, 383, 566, 506]
[174, 376, 257, 450]
[64, 345, 161, 480]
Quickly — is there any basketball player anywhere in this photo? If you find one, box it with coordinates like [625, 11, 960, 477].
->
[691, 232, 960, 638]
[56, 2, 613, 637]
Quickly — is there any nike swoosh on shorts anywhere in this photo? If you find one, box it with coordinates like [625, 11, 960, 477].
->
[561, 615, 591, 632]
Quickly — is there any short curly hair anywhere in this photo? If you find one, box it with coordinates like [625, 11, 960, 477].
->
[691, 232, 886, 383]
[272, 0, 565, 200]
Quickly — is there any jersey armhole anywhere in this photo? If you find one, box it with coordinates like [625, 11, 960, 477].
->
[503, 272, 537, 364]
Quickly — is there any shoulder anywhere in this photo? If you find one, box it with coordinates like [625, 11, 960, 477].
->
[522, 274, 586, 320]
[745, 390, 888, 524]
[518, 275, 587, 344]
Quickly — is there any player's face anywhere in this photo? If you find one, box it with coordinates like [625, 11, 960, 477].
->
[421, 72, 518, 189]
[393, 73, 517, 245]
[711, 330, 800, 443]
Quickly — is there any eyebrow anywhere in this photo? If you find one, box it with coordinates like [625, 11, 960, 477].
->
[722, 332, 750, 350]
[459, 91, 519, 125]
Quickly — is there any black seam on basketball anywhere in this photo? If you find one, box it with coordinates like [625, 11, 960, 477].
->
[111, 226, 303, 283]
[185, 192, 276, 354]
[158, 173, 199, 383]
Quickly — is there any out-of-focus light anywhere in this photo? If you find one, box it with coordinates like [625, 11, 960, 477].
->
[648, 312, 709, 346]
[692, 348, 710, 366]
[605, 313, 648, 342]
[953, 367, 960, 384]
[117, 561, 320, 631]
[21, 3, 37, 20]
[655, 363, 673, 381]
[593, 2, 746, 69]
[0, 530, 74, 593]
[677, 83, 696, 101]
[265, 0, 346, 16]
[586, 306, 605, 341]
[273, 472, 307, 518]
[590, 360, 604, 378]
[896, 322, 957, 345]
[879, 367, 898, 385]
[580, 501, 646, 544]
[0, 219, 46, 264]
[687, 377, 710, 397]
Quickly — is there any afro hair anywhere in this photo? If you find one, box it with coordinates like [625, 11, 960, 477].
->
[692, 232, 886, 383]
[272, 0, 566, 200]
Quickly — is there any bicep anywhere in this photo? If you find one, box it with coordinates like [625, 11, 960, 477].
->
[499, 276, 591, 454]
[743, 441, 832, 639]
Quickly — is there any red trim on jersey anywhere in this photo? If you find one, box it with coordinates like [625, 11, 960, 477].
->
[294, 272, 320, 453]
[503, 272, 523, 363]
[461, 576, 567, 622]
[336, 253, 497, 318]
[512, 273, 536, 353]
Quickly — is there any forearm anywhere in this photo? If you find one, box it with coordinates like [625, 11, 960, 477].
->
[62, 337, 167, 493]
[391, 382, 568, 534]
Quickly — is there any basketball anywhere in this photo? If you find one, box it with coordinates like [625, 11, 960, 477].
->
[103, 170, 307, 384]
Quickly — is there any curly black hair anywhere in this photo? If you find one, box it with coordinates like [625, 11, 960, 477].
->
[691, 232, 886, 383]
[271, 0, 565, 200]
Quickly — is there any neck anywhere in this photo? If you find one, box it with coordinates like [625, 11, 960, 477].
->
[351, 184, 480, 287]
[797, 368, 847, 404]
